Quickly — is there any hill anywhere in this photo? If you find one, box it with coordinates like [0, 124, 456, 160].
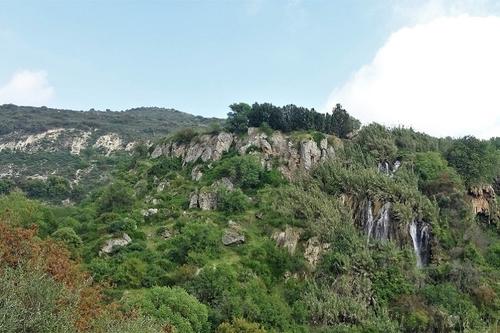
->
[0, 103, 499, 333]
[0, 104, 221, 199]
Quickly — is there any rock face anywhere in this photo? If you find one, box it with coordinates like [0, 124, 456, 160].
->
[93, 133, 124, 156]
[189, 191, 218, 210]
[469, 185, 496, 216]
[99, 233, 132, 255]
[151, 128, 336, 179]
[189, 177, 235, 210]
[222, 222, 245, 246]
[0, 128, 135, 156]
[191, 165, 203, 181]
[304, 237, 330, 267]
[272, 226, 301, 255]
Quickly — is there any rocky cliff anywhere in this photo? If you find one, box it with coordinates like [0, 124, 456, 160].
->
[151, 127, 337, 179]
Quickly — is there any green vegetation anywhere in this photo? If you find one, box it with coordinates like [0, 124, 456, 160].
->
[226, 102, 360, 138]
[0, 103, 498, 332]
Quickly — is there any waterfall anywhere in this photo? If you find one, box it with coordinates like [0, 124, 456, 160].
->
[365, 200, 374, 243]
[410, 220, 422, 267]
[378, 161, 390, 175]
[365, 201, 391, 242]
[410, 219, 431, 268]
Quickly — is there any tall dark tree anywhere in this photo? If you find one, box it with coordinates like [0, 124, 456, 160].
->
[331, 103, 360, 138]
[226, 103, 251, 133]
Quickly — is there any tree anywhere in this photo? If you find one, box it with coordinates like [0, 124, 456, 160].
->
[97, 180, 135, 214]
[446, 136, 499, 186]
[414, 152, 462, 194]
[226, 103, 251, 133]
[331, 104, 360, 138]
[51, 227, 82, 250]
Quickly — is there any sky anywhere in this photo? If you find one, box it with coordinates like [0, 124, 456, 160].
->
[0, 0, 499, 138]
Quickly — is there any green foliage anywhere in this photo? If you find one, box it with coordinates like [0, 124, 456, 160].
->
[166, 221, 222, 265]
[217, 318, 267, 333]
[330, 103, 361, 138]
[171, 127, 199, 144]
[226, 103, 251, 133]
[446, 136, 499, 185]
[226, 102, 360, 136]
[414, 151, 462, 194]
[0, 266, 77, 333]
[355, 123, 397, 161]
[206, 155, 282, 190]
[0, 191, 56, 235]
[421, 283, 484, 331]
[148, 156, 182, 177]
[485, 241, 500, 268]
[51, 227, 82, 250]
[97, 180, 135, 214]
[218, 188, 249, 213]
[116, 257, 148, 288]
[126, 286, 210, 333]
[0, 178, 14, 194]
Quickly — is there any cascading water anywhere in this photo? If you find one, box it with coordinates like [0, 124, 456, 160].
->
[364, 200, 374, 243]
[409, 219, 431, 267]
[378, 161, 391, 175]
[365, 201, 391, 242]
[373, 202, 391, 241]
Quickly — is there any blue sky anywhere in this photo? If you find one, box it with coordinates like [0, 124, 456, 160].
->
[0, 1, 395, 115]
[0, 0, 499, 138]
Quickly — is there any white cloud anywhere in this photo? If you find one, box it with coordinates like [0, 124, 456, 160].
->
[0, 70, 55, 106]
[327, 15, 500, 139]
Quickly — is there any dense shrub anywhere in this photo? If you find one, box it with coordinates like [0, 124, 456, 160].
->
[125, 286, 210, 333]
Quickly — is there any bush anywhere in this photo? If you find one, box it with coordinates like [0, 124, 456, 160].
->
[51, 227, 82, 250]
[218, 188, 249, 213]
[0, 266, 77, 333]
[125, 286, 210, 333]
[171, 127, 198, 143]
[97, 180, 135, 214]
[217, 318, 267, 333]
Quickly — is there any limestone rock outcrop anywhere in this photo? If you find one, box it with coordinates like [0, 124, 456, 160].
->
[151, 128, 336, 179]
[99, 233, 132, 255]
[222, 221, 245, 246]
[189, 177, 234, 211]
[304, 237, 330, 267]
[272, 226, 301, 255]
[469, 185, 496, 216]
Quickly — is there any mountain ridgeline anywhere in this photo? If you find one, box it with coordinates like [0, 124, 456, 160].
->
[0, 104, 221, 199]
[0, 102, 499, 333]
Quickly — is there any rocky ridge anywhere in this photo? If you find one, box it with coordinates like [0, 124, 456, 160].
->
[151, 127, 337, 179]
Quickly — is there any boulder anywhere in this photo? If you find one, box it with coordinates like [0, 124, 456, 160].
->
[222, 230, 245, 246]
[189, 191, 218, 210]
[189, 193, 199, 208]
[142, 208, 158, 217]
[99, 233, 132, 255]
[222, 221, 245, 246]
[191, 165, 203, 181]
[272, 226, 301, 255]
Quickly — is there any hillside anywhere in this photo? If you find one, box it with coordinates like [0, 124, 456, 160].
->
[0, 104, 221, 199]
[0, 103, 499, 333]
